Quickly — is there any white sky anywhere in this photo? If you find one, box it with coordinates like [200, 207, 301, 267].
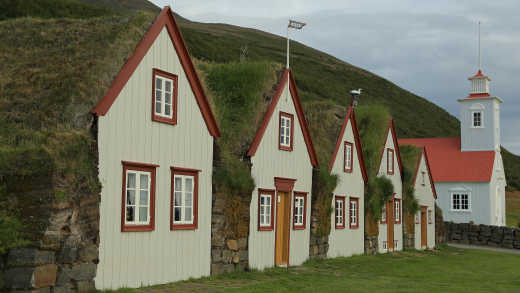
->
[151, 0, 520, 155]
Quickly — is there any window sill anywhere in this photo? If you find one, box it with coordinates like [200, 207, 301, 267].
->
[293, 225, 305, 230]
[279, 145, 293, 152]
[350, 225, 359, 229]
[122, 224, 154, 232]
[258, 226, 274, 231]
[171, 223, 197, 230]
[344, 168, 353, 173]
[335, 225, 346, 230]
[152, 115, 177, 125]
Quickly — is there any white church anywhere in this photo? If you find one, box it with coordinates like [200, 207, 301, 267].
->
[400, 67, 506, 226]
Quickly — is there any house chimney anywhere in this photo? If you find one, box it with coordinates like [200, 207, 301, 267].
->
[350, 89, 362, 107]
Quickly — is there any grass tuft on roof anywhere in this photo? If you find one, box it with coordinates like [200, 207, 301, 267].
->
[399, 145, 421, 220]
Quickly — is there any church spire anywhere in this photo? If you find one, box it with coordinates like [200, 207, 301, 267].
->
[468, 21, 490, 98]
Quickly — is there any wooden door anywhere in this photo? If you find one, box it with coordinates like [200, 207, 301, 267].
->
[275, 191, 290, 266]
[386, 199, 394, 251]
[421, 207, 427, 249]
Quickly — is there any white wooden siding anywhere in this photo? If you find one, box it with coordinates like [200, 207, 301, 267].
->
[328, 118, 365, 258]
[413, 153, 436, 249]
[377, 129, 403, 253]
[96, 28, 213, 289]
[248, 77, 313, 270]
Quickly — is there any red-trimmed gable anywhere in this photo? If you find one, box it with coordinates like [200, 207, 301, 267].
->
[398, 137, 495, 182]
[328, 106, 368, 182]
[378, 119, 403, 176]
[410, 148, 438, 200]
[247, 69, 318, 167]
[92, 7, 220, 138]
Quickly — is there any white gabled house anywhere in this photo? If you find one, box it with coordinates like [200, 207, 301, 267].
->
[327, 106, 368, 258]
[246, 69, 319, 269]
[92, 7, 220, 289]
[377, 119, 404, 253]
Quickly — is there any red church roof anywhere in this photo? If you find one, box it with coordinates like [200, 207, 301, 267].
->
[398, 137, 495, 182]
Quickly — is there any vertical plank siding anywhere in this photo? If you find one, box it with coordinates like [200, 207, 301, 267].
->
[248, 81, 313, 270]
[96, 28, 213, 289]
[377, 130, 403, 253]
[413, 153, 436, 249]
[328, 119, 365, 257]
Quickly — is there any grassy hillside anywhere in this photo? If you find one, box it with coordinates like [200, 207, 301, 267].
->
[0, 0, 112, 20]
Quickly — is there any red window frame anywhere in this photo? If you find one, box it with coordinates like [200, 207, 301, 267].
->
[293, 192, 307, 230]
[152, 68, 178, 125]
[387, 148, 394, 175]
[121, 161, 158, 232]
[170, 167, 200, 230]
[394, 198, 401, 224]
[349, 197, 359, 229]
[344, 141, 354, 173]
[258, 189, 275, 231]
[335, 196, 346, 229]
[279, 112, 294, 151]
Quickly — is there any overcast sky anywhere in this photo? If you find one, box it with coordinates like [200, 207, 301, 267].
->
[151, 0, 519, 155]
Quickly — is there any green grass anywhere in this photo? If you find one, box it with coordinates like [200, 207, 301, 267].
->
[101, 246, 520, 292]
[0, 0, 113, 20]
[506, 191, 520, 227]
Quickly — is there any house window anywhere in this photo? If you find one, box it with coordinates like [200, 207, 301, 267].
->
[383, 241, 388, 250]
[381, 204, 387, 224]
[344, 142, 353, 173]
[258, 189, 275, 231]
[293, 192, 307, 230]
[171, 167, 199, 230]
[121, 161, 157, 232]
[152, 69, 178, 125]
[349, 197, 359, 229]
[394, 240, 398, 248]
[387, 148, 394, 175]
[452, 193, 470, 211]
[415, 213, 420, 224]
[335, 196, 346, 229]
[428, 209, 433, 224]
[472, 111, 483, 128]
[279, 112, 294, 151]
[394, 198, 401, 224]
[421, 171, 426, 186]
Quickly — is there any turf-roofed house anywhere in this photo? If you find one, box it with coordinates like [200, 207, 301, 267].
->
[399, 145, 437, 250]
[327, 105, 367, 258]
[247, 68, 319, 269]
[400, 67, 506, 226]
[377, 119, 404, 253]
[93, 6, 220, 289]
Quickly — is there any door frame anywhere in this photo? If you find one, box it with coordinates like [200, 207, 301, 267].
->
[420, 206, 428, 249]
[273, 177, 296, 267]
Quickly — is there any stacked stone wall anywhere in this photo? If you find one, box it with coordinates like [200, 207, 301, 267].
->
[445, 222, 520, 249]
[364, 235, 378, 255]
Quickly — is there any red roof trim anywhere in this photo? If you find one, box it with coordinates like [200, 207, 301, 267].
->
[328, 106, 368, 182]
[247, 69, 318, 167]
[92, 7, 220, 138]
[468, 93, 491, 98]
[422, 148, 438, 199]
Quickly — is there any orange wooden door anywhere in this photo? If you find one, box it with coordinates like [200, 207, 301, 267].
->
[275, 191, 290, 266]
[421, 207, 427, 249]
[387, 199, 394, 251]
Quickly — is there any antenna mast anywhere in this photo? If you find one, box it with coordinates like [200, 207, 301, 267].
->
[286, 20, 306, 69]
[478, 21, 481, 70]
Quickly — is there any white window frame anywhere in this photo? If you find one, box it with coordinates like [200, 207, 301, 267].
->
[415, 213, 420, 224]
[428, 209, 433, 224]
[394, 199, 400, 223]
[154, 75, 174, 119]
[421, 171, 426, 186]
[472, 111, 483, 128]
[173, 174, 195, 224]
[259, 193, 273, 227]
[344, 142, 353, 171]
[125, 170, 151, 225]
[387, 148, 394, 174]
[280, 114, 292, 148]
[451, 192, 471, 212]
[335, 198, 344, 227]
[383, 241, 388, 250]
[349, 199, 358, 227]
[381, 204, 387, 223]
[294, 195, 305, 227]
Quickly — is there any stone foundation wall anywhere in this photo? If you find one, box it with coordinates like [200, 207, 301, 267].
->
[308, 235, 328, 259]
[435, 209, 446, 246]
[210, 193, 250, 274]
[445, 222, 520, 249]
[364, 235, 378, 255]
[403, 232, 415, 249]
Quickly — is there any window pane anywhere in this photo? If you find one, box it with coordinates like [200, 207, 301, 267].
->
[165, 80, 171, 92]
[127, 173, 136, 188]
[139, 207, 148, 222]
[266, 196, 271, 205]
[260, 206, 264, 217]
[156, 78, 162, 90]
[156, 90, 162, 101]
[127, 190, 135, 205]
[186, 178, 193, 192]
[165, 92, 171, 104]
[126, 206, 135, 222]
[174, 192, 182, 206]
[175, 177, 182, 191]
[286, 119, 290, 128]
[156, 102, 162, 114]
[185, 208, 192, 222]
[281, 119, 285, 127]
[140, 174, 148, 189]
[174, 207, 181, 221]
[139, 190, 148, 205]
[260, 196, 264, 205]
[165, 104, 170, 116]
[185, 192, 192, 207]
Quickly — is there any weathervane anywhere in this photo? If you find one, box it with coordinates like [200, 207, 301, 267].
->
[286, 20, 306, 68]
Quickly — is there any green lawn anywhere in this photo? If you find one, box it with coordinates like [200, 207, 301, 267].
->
[109, 246, 520, 293]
